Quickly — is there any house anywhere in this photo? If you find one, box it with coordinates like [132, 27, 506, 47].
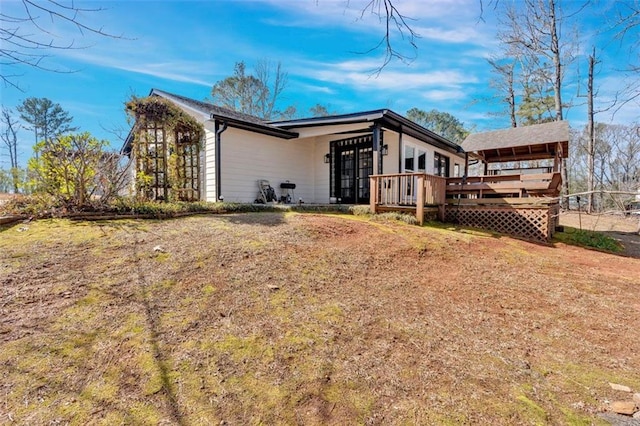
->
[123, 89, 466, 204]
[124, 89, 570, 243]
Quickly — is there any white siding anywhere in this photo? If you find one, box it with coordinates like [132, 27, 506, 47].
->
[219, 128, 318, 203]
[401, 134, 465, 177]
[381, 131, 400, 174]
[310, 135, 335, 203]
[203, 123, 217, 201]
[201, 121, 464, 203]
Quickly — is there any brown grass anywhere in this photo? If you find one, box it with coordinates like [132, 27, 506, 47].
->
[1, 212, 639, 424]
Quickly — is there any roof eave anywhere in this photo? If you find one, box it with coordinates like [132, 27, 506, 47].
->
[211, 114, 298, 139]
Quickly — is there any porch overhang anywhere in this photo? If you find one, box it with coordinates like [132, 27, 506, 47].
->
[470, 140, 569, 164]
[462, 120, 569, 164]
[271, 109, 463, 155]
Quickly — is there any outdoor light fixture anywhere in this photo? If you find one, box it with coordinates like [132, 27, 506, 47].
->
[381, 144, 389, 156]
[324, 153, 331, 163]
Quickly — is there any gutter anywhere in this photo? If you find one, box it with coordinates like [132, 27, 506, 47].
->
[214, 119, 228, 201]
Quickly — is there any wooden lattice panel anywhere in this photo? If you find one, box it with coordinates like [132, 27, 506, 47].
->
[445, 205, 552, 242]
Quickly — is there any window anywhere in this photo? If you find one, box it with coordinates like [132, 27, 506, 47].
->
[417, 150, 426, 172]
[434, 152, 450, 177]
[404, 146, 415, 172]
[454, 163, 460, 177]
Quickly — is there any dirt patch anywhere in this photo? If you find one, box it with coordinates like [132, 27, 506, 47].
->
[1, 213, 639, 424]
[559, 211, 640, 258]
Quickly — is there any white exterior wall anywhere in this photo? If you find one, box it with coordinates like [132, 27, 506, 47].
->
[401, 134, 465, 177]
[381, 131, 401, 174]
[203, 123, 217, 201]
[310, 135, 336, 203]
[200, 122, 464, 203]
[218, 128, 318, 203]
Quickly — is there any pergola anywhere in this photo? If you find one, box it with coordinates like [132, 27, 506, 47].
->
[461, 120, 569, 176]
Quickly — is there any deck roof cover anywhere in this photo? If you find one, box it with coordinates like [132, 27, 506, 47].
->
[461, 120, 569, 163]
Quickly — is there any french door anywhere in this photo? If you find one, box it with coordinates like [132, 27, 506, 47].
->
[331, 137, 373, 204]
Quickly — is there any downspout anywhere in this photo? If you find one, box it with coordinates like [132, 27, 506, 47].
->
[372, 122, 382, 174]
[398, 125, 403, 173]
[214, 119, 228, 201]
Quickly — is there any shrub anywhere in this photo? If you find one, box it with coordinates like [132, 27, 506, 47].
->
[554, 227, 623, 253]
[349, 205, 372, 216]
[373, 212, 419, 225]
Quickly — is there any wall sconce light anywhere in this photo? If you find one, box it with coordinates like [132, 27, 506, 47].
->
[381, 144, 389, 156]
[324, 153, 331, 163]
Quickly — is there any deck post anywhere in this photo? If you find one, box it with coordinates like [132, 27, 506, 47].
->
[370, 176, 378, 214]
[416, 175, 425, 225]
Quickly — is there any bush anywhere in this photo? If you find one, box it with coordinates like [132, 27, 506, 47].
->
[28, 133, 128, 208]
[372, 211, 419, 225]
[349, 205, 372, 216]
[554, 227, 623, 253]
[0, 193, 60, 217]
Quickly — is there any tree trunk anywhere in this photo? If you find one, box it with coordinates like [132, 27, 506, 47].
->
[586, 48, 596, 213]
[548, 0, 569, 209]
[508, 64, 517, 127]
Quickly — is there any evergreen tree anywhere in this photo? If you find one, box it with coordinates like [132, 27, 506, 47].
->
[17, 98, 77, 146]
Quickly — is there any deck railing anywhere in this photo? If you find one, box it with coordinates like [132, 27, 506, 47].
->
[370, 171, 562, 242]
[446, 172, 562, 199]
[370, 173, 447, 224]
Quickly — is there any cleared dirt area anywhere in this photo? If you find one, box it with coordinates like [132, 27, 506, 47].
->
[559, 211, 640, 258]
[1, 212, 639, 424]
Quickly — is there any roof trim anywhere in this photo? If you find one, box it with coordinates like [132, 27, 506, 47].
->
[272, 109, 463, 154]
[210, 114, 299, 139]
[152, 89, 299, 139]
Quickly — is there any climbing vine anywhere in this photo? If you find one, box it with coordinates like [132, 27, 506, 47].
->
[125, 96, 204, 201]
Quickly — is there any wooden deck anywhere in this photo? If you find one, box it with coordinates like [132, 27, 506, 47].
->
[446, 172, 562, 198]
[369, 173, 446, 225]
[370, 172, 562, 242]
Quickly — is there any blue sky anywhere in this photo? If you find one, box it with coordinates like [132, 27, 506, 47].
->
[1, 0, 638, 167]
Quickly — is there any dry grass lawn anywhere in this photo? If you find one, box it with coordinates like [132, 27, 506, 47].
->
[1, 212, 639, 425]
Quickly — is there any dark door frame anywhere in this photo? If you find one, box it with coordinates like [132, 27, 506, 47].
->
[329, 135, 376, 204]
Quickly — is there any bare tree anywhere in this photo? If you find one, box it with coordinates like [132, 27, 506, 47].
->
[254, 60, 289, 121]
[586, 48, 597, 213]
[487, 56, 518, 128]
[0, 108, 21, 192]
[498, 0, 580, 208]
[211, 61, 295, 120]
[612, 1, 640, 117]
[0, 0, 123, 90]
[354, 0, 420, 71]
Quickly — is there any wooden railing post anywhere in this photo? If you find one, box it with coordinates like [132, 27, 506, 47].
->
[436, 176, 446, 221]
[416, 175, 425, 225]
[370, 176, 378, 214]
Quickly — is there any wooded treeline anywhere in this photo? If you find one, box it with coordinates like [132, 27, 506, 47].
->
[485, 0, 639, 212]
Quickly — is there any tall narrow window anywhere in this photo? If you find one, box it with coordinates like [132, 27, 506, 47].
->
[417, 150, 426, 172]
[404, 146, 415, 172]
[434, 152, 450, 177]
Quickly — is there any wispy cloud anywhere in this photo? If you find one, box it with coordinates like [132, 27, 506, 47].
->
[299, 58, 478, 92]
[295, 83, 337, 95]
[56, 47, 217, 87]
[420, 89, 468, 102]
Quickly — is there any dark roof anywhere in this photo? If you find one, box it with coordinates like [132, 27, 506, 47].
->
[272, 109, 463, 154]
[122, 89, 464, 155]
[150, 89, 298, 139]
[461, 121, 569, 162]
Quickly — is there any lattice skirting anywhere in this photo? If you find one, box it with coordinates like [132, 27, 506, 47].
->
[445, 205, 553, 243]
